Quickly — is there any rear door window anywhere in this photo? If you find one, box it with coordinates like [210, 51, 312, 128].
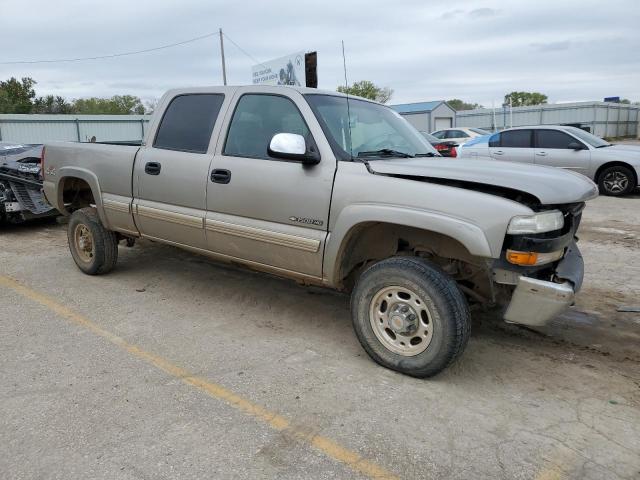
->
[535, 130, 583, 149]
[500, 130, 532, 148]
[431, 131, 445, 139]
[447, 130, 469, 139]
[154, 94, 224, 153]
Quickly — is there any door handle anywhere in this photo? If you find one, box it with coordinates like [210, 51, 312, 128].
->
[536, 152, 548, 156]
[210, 169, 231, 184]
[145, 162, 161, 175]
[493, 150, 504, 155]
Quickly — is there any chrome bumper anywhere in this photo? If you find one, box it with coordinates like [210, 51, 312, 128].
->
[502, 241, 583, 327]
[504, 277, 575, 327]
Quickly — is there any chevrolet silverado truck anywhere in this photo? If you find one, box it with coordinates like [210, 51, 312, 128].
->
[43, 86, 598, 377]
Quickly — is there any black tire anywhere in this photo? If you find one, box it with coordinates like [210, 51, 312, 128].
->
[67, 207, 118, 275]
[351, 257, 470, 378]
[597, 165, 636, 196]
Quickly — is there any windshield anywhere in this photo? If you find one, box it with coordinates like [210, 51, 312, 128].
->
[304, 94, 438, 159]
[470, 128, 491, 135]
[564, 126, 610, 148]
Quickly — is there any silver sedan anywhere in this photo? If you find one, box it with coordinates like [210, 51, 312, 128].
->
[458, 125, 640, 196]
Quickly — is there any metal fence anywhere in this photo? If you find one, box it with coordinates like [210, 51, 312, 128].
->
[0, 114, 151, 144]
[456, 102, 640, 138]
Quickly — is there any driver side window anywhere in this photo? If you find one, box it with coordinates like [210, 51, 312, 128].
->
[224, 94, 311, 160]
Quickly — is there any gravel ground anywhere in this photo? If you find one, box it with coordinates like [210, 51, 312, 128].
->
[0, 192, 638, 480]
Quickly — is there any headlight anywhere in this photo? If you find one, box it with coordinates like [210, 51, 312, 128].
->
[507, 210, 564, 235]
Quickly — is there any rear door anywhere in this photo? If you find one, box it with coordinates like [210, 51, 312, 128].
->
[204, 87, 336, 279]
[533, 129, 591, 174]
[133, 93, 227, 249]
[489, 129, 534, 163]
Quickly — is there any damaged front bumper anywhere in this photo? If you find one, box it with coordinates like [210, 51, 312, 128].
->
[500, 242, 584, 327]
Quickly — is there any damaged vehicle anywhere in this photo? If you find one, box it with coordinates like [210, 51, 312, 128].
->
[42, 86, 598, 377]
[0, 142, 56, 224]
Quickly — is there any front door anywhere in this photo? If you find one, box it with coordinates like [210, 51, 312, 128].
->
[489, 129, 534, 163]
[533, 129, 591, 175]
[204, 88, 336, 278]
[133, 93, 225, 249]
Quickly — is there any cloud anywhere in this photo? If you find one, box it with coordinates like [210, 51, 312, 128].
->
[441, 9, 464, 20]
[468, 7, 498, 18]
[530, 40, 571, 51]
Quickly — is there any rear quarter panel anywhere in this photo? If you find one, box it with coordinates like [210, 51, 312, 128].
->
[43, 142, 138, 232]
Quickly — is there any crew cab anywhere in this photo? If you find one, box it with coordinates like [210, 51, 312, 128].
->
[43, 86, 598, 377]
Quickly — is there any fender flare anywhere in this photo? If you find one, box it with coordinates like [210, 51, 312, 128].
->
[323, 203, 494, 286]
[56, 166, 110, 228]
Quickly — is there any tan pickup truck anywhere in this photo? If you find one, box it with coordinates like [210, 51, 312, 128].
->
[43, 86, 598, 377]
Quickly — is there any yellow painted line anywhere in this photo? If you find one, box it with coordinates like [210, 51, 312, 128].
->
[0, 275, 398, 480]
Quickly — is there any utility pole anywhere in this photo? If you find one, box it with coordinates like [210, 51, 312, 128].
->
[219, 28, 227, 86]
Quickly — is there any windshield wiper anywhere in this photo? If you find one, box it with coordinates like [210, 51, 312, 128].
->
[357, 149, 414, 158]
[596, 144, 612, 148]
[414, 152, 437, 157]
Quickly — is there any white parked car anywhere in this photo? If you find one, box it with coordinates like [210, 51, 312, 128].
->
[430, 127, 491, 144]
[458, 125, 640, 196]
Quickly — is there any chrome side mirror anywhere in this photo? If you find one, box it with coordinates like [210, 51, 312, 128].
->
[268, 133, 320, 165]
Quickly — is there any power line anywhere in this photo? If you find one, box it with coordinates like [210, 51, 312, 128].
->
[222, 32, 266, 68]
[0, 31, 219, 65]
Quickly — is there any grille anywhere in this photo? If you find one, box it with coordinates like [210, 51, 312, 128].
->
[9, 182, 54, 215]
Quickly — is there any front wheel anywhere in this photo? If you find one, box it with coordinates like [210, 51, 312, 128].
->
[68, 207, 118, 275]
[351, 257, 470, 378]
[598, 165, 635, 196]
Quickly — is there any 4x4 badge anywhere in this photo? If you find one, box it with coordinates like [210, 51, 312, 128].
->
[289, 216, 323, 226]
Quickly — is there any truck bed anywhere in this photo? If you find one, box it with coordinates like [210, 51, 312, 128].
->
[44, 142, 139, 203]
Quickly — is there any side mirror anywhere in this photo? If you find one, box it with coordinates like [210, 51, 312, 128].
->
[567, 142, 586, 150]
[268, 133, 320, 165]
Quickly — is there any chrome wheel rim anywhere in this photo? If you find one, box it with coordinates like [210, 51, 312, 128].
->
[74, 224, 94, 263]
[603, 171, 629, 194]
[369, 286, 434, 356]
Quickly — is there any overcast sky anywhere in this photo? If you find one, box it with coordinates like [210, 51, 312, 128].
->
[2, 0, 639, 107]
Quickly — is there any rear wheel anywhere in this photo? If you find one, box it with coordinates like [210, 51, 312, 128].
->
[351, 257, 470, 378]
[68, 207, 118, 275]
[598, 165, 635, 196]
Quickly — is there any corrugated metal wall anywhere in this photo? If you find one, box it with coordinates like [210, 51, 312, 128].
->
[0, 114, 151, 143]
[456, 102, 640, 138]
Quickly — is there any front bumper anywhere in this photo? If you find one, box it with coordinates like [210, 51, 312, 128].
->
[502, 242, 584, 327]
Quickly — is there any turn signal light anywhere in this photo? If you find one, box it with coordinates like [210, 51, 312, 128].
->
[506, 250, 539, 266]
[506, 249, 564, 266]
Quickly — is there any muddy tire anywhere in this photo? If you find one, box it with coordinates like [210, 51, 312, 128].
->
[351, 257, 470, 378]
[67, 207, 118, 275]
[597, 165, 635, 196]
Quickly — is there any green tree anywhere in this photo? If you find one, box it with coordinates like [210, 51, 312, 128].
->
[504, 91, 548, 107]
[446, 99, 482, 111]
[0, 77, 37, 113]
[32, 95, 74, 114]
[337, 80, 393, 103]
[72, 95, 145, 114]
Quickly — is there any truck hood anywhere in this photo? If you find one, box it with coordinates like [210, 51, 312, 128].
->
[368, 158, 599, 205]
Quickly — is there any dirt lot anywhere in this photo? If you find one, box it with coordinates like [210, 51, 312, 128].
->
[1, 193, 639, 479]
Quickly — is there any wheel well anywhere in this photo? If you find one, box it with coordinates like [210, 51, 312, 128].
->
[60, 177, 95, 213]
[336, 222, 489, 299]
[594, 161, 637, 185]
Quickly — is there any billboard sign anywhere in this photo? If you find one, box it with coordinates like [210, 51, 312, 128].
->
[252, 52, 305, 86]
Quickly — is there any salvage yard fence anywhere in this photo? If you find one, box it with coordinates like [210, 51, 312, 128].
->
[456, 102, 640, 138]
[0, 114, 151, 144]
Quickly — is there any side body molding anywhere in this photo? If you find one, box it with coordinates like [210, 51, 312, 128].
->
[323, 203, 493, 286]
